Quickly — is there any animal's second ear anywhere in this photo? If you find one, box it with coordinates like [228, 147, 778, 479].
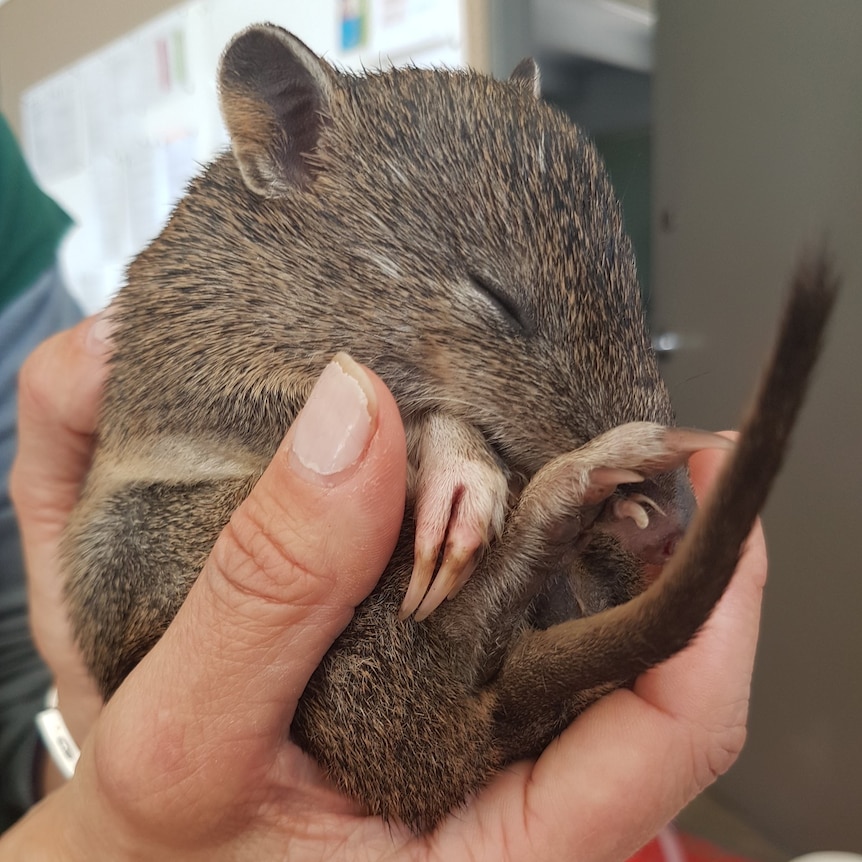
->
[509, 58, 541, 99]
[218, 24, 334, 197]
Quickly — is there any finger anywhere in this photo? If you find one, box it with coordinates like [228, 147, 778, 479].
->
[10, 313, 112, 533]
[10, 314, 112, 702]
[95, 354, 407, 829]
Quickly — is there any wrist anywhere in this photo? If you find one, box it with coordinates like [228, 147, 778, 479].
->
[37, 681, 102, 797]
[7, 759, 148, 862]
[0, 783, 97, 861]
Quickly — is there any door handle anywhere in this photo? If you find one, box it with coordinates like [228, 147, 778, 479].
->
[652, 331, 681, 358]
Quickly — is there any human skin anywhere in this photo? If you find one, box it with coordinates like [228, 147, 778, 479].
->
[1, 314, 765, 861]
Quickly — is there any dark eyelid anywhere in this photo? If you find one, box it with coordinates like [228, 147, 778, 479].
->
[469, 273, 530, 333]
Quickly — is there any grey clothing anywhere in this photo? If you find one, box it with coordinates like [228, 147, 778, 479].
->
[0, 265, 82, 831]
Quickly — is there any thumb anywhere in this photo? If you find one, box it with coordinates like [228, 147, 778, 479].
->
[92, 353, 407, 826]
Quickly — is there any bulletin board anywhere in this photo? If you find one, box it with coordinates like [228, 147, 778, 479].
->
[18, 0, 467, 312]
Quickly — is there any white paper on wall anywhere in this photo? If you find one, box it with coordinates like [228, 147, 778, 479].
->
[21, 0, 466, 312]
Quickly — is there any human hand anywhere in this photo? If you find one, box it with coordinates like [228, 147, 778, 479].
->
[9, 315, 109, 788]
[2, 315, 765, 860]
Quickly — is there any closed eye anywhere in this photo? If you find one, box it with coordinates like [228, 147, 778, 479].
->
[468, 273, 531, 334]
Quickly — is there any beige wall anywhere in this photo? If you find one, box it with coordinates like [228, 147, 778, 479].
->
[0, 0, 489, 136]
[0, 0, 180, 134]
[654, 1, 862, 853]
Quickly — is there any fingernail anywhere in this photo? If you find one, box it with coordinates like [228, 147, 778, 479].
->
[289, 353, 377, 482]
[85, 309, 115, 355]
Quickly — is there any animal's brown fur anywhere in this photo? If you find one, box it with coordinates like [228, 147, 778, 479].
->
[63, 24, 836, 833]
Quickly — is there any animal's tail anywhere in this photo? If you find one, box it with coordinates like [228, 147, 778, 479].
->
[609, 250, 838, 675]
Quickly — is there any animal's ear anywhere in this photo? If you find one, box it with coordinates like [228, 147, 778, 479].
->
[218, 24, 334, 197]
[509, 58, 541, 99]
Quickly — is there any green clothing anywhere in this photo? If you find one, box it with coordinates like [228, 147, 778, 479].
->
[0, 114, 72, 312]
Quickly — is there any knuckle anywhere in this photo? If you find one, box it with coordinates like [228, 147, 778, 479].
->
[688, 710, 749, 789]
[209, 488, 336, 616]
[700, 726, 747, 786]
[7, 457, 30, 515]
[17, 338, 60, 418]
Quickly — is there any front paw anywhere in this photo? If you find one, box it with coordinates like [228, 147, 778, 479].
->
[516, 423, 732, 545]
[400, 414, 510, 622]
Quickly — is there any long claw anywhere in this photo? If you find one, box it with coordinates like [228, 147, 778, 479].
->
[583, 468, 644, 506]
[399, 549, 438, 621]
[627, 428, 736, 475]
[414, 546, 479, 622]
[666, 427, 736, 454]
[589, 467, 645, 487]
[446, 556, 479, 600]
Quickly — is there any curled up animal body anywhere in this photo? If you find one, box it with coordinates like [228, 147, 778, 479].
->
[63, 24, 836, 833]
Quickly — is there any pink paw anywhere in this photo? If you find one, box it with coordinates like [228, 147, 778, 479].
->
[399, 416, 509, 622]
